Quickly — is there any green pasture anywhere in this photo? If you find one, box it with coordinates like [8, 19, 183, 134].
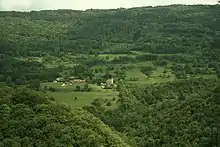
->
[125, 68, 147, 81]
[131, 51, 179, 56]
[48, 91, 118, 108]
[195, 74, 217, 79]
[125, 66, 175, 85]
[98, 54, 135, 60]
[42, 82, 119, 108]
[16, 56, 77, 69]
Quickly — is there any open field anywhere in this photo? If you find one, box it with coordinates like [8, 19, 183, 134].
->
[125, 65, 176, 84]
[195, 74, 217, 79]
[16, 56, 77, 69]
[98, 54, 135, 60]
[125, 68, 148, 81]
[48, 91, 118, 108]
[42, 82, 119, 108]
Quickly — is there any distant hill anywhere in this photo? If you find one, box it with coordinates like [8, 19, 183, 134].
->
[0, 5, 219, 56]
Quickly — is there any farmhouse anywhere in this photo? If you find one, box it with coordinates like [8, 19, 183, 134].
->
[71, 79, 86, 84]
[100, 77, 115, 89]
[56, 77, 64, 82]
[106, 77, 114, 85]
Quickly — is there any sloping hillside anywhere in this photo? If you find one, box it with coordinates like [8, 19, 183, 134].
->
[0, 5, 219, 56]
[0, 87, 131, 147]
[85, 79, 220, 147]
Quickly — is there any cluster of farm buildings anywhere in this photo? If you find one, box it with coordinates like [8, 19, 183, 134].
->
[53, 77, 115, 89]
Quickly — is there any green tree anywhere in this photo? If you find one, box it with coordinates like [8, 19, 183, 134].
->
[15, 76, 26, 85]
[84, 83, 89, 89]
[106, 102, 112, 106]
[217, 70, 220, 79]
[75, 85, 81, 91]
[5, 76, 13, 86]
[28, 79, 41, 91]
[105, 56, 110, 60]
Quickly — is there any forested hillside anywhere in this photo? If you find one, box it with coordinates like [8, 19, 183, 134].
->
[0, 5, 219, 56]
[85, 79, 220, 147]
[0, 87, 130, 146]
[0, 4, 220, 147]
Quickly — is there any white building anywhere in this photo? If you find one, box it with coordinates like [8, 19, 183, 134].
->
[106, 77, 114, 85]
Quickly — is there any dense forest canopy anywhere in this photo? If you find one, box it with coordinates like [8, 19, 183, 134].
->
[0, 5, 219, 56]
[85, 78, 220, 147]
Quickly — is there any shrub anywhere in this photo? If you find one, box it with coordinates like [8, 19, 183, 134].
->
[106, 102, 112, 106]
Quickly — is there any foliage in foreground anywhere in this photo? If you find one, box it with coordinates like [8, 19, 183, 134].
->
[0, 87, 129, 147]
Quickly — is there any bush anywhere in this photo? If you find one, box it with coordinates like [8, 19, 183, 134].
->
[0, 74, 5, 82]
[106, 102, 112, 106]
[92, 98, 104, 107]
[43, 86, 48, 91]
[154, 59, 168, 66]
[75, 85, 81, 91]
[82, 84, 92, 92]
[48, 87, 56, 92]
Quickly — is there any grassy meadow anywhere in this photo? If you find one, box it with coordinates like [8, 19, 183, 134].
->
[42, 82, 119, 108]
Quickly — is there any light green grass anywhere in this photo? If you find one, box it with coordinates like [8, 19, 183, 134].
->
[42, 82, 119, 108]
[45, 61, 77, 69]
[48, 91, 118, 108]
[98, 54, 135, 61]
[125, 68, 147, 81]
[195, 74, 217, 79]
[125, 66, 175, 85]
[151, 66, 165, 77]
[128, 77, 175, 85]
[130, 61, 153, 67]
[131, 51, 178, 56]
[16, 56, 77, 69]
